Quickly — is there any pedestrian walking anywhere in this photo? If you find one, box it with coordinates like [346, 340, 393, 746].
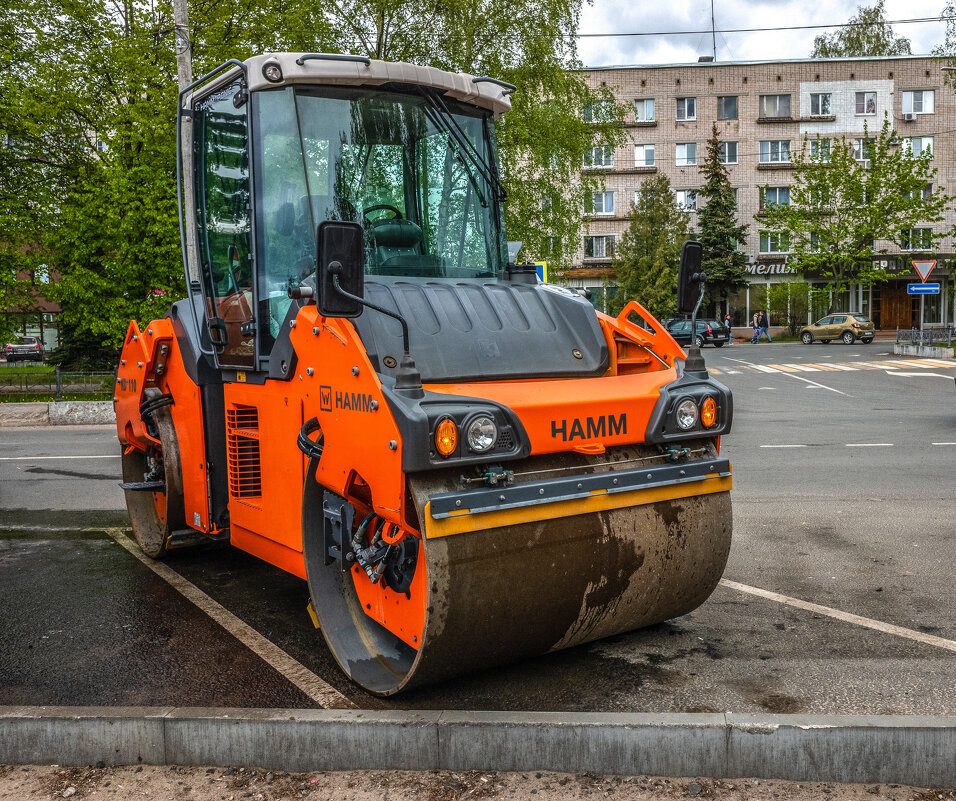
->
[724, 313, 732, 345]
[756, 310, 772, 343]
[751, 312, 760, 344]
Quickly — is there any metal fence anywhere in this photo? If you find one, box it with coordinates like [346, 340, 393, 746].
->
[0, 367, 114, 399]
[896, 327, 954, 347]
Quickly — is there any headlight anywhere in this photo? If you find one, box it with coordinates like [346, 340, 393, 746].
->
[262, 61, 283, 83]
[676, 399, 698, 430]
[700, 396, 717, 428]
[435, 418, 458, 457]
[466, 416, 497, 453]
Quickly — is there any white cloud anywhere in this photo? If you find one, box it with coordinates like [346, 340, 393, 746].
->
[577, 0, 947, 67]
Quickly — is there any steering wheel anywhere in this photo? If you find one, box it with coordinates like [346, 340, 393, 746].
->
[362, 204, 403, 223]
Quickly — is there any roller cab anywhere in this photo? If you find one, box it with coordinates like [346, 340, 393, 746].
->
[115, 53, 733, 695]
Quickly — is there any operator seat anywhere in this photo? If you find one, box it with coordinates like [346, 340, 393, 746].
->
[368, 219, 440, 276]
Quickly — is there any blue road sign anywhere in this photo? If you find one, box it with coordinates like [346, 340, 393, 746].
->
[907, 283, 940, 295]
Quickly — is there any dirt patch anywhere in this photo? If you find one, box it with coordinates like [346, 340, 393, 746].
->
[0, 765, 950, 801]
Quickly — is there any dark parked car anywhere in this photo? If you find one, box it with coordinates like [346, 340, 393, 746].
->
[663, 318, 731, 348]
[4, 336, 45, 362]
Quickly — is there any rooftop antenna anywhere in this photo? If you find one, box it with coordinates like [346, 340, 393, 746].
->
[711, 0, 717, 61]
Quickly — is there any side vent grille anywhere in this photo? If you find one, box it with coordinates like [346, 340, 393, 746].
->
[226, 404, 262, 501]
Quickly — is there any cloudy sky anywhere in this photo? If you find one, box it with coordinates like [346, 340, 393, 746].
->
[577, 0, 949, 67]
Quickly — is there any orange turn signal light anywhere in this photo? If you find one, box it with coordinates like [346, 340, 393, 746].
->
[435, 418, 458, 457]
[700, 396, 717, 428]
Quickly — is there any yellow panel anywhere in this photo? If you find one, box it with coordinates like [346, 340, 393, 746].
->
[424, 475, 732, 539]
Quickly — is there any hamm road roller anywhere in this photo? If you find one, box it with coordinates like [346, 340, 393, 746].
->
[114, 53, 733, 695]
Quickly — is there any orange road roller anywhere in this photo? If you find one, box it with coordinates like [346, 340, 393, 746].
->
[114, 53, 733, 695]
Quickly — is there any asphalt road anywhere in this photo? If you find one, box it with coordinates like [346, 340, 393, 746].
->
[1, 341, 954, 713]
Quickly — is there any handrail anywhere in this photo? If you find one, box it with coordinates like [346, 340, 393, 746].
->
[296, 53, 371, 66]
[472, 76, 517, 95]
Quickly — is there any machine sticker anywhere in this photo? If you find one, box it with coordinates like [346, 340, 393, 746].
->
[320, 385, 332, 411]
[117, 377, 137, 393]
[335, 390, 375, 412]
[551, 413, 626, 441]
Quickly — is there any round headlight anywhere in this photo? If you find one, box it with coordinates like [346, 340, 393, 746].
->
[466, 416, 497, 452]
[701, 396, 717, 428]
[675, 399, 698, 430]
[435, 418, 458, 457]
[262, 61, 283, 83]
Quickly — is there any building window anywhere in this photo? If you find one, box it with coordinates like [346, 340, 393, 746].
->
[676, 142, 697, 166]
[583, 101, 614, 123]
[853, 137, 874, 162]
[584, 234, 615, 259]
[900, 228, 932, 251]
[903, 183, 933, 201]
[633, 189, 642, 206]
[809, 93, 831, 116]
[759, 94, 791, 118]
[676, 97, 696, 121]
[585, 191, 614, 215]
[903, 137, 934, 157]
[674, 190, 697, 210]
[719, 141, 738, 164]
[583, 146, 614, 168]
[634, 144, 655, 167]
[759, 231, 790, 253]
[855, 91, 877, 115]
[810, 138, 831, 162]
[634, 98, 655, 121]
[759, 140, 790, 163]
[717, 96, 738, 120]
[761, 186, 790, 209]
[809, 231, 821, 252]
[902, 90, 934, 115]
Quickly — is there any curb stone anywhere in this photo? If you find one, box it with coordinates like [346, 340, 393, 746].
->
[0, 708, 952, 785]
[0, 401, 114, 427]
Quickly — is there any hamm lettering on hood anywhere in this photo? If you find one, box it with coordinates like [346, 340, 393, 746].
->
[551, 414, 626, 442]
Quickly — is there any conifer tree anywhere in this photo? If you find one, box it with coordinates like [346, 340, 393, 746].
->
[697, 124, 748, 317]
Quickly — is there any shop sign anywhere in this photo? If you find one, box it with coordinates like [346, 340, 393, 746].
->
[746, 262, 798, 276]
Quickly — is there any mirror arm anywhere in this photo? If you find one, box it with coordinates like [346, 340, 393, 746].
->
[328, 267, 424, 397]
[685, 272, 709, 377]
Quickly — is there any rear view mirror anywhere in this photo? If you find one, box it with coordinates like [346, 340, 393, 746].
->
[677, 241, 704, 315]
[317, 221, 365, 318]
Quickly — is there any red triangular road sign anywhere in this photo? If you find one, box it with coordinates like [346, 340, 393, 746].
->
[912, 260, 936, 282]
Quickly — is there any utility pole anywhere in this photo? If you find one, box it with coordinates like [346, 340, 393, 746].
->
[711, 0, 717, 61]
[173, 0, 199, 285]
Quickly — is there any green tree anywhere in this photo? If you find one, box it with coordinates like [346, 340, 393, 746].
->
[762, 120, 951, 311]
[697, 124, 748, 317]
[609, 175, 689, 319]
[811, 0, 912, 57]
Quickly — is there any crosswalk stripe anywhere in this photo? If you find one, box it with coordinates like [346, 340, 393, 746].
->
[914, 359, 956, 368]
[767, 364, 800, 372]
[751, 364, 781, 373]
[780, 363, 821, 372]
[708, 367, 723, 374]
[872, 361, 907, 369]
[824, 363, 858, 371]
[801, 363, 840, 371]
[884, 360, 936, 368]
[850, 362, 882, 369]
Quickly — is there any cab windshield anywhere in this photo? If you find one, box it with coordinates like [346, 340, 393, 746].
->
[253, 85, 508, 338]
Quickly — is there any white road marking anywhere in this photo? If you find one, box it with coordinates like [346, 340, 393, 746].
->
[751, 364, 781, 373]
[890, 372, 951, 378]
[779, 372, 850, 395]
[720, 579, 956, 654]
[846, 443, 893, 447]
[0, 455, 120, 461]
[825, 363, 858, 371]
[884, 360, 935, 368]
[107, 529, 356, 710]
[780, 363, 820, 372]
[932, 442, 956, 445]
[914, 359, 956, 368]
[759, 444, 807, 448]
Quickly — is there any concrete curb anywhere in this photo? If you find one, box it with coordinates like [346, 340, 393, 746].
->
[0, 708, 953, 785]
[893, 343, 953, 359]
[0, 401, 114, 427]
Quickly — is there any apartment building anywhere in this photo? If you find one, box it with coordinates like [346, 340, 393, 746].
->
[563, 55, 954, 330]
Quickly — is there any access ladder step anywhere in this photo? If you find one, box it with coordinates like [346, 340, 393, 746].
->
[119, 480, 166, 492]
